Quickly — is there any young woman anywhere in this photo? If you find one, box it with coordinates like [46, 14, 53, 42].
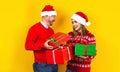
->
[66, 12, 96, 72]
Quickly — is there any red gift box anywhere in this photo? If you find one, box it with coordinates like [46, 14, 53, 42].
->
[64, 44, 74, 60]
[46, 44, 74, 64]
[48, 32, 71, 48]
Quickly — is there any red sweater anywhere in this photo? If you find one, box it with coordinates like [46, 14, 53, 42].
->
[67, 32, 96, 72]
[25, 22, 54, 63]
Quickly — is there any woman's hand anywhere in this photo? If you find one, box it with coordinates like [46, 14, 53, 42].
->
[78, 56, 88, 59]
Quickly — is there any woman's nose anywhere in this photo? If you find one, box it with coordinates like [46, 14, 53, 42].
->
[72, 23, 75, 25]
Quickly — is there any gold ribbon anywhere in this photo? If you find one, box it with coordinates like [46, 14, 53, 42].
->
[84, 44, 88, 56]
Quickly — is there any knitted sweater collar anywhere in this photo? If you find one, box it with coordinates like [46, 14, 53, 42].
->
[40, 21, 49, 29]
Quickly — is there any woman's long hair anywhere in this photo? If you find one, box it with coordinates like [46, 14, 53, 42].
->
[81, 24, 89, 36]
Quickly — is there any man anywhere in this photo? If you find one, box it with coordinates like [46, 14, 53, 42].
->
[25, 5, 58, 72]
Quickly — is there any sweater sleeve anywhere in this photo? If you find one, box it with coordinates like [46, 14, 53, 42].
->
[88, 33, 96, 44]
[87, 33, 96, 59]
[25, 25, 45, 50]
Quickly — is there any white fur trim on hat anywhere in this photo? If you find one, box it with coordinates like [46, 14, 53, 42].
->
[86, 22, 91, 26]
[41, 11, 57, 16]
[71, 14, 90, 26]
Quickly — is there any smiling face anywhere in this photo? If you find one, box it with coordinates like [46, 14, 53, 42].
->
[42, 15, 56, 27]
[71, 19, 81, 31]
[48, 15, 56, 26]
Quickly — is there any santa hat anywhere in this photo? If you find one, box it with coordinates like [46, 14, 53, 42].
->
[71, 12, 90, 26]
[41, 5, 57, 16]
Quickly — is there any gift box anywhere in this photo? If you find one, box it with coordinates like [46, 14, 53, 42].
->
[64, 44, 74, 60]
[75, 44, 96, 56]
[46, 44, 74, 64]
[48, 32, 71, 48]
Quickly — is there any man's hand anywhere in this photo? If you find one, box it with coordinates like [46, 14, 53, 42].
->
[44, 40, 53, 49]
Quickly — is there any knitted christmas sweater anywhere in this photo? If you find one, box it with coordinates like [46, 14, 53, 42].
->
[25, 22, 54, 63]
[67, 31, 96, 72]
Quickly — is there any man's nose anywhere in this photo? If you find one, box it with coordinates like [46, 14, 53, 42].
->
[52, 19, 55, 22]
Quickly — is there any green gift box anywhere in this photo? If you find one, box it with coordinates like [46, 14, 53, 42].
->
[75, 44, 96, 56]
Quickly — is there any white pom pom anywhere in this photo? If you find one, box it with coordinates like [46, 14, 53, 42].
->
[86, 22, 91, 26]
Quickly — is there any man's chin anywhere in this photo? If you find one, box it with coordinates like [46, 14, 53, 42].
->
[50, 22, 54, 26]
[50, 23, 53, 26]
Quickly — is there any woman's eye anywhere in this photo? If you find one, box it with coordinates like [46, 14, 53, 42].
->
[72, 21, 74, 24]
[74, 21, 77, 23]
[72, 21, 77, 24]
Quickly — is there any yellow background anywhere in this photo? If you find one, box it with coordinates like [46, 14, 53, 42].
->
[0, 0, 120, 72]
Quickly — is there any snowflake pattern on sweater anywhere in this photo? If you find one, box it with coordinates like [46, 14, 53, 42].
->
[67, 32, 96, 72]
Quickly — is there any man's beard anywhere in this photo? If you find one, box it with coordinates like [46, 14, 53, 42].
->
[49, 21, 53, 26]
[49, 20, 54, 26]
[50, 23, 53, 26]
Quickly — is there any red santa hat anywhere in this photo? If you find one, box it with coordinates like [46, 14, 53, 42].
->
[71, 12, 90, 26]
[41, 5, 57, 16]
